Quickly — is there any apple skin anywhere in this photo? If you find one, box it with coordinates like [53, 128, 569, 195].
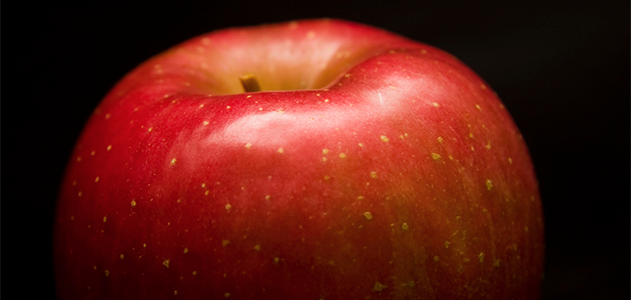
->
[54, 19, 544, 299]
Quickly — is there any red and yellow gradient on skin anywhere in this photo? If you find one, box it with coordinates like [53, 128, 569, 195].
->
[55, 19, 543, 299]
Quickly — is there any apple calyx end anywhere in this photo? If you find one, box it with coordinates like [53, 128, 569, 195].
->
[240, 74, 262, 93]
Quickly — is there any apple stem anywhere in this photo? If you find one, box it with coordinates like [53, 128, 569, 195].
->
[240, 74, 261, 93]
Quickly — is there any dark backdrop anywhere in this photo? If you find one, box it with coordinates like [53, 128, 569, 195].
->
[11, 0, 629, 299]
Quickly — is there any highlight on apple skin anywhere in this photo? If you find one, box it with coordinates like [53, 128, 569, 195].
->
[54, 19, 544, 299]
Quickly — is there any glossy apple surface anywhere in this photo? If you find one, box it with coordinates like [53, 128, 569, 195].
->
[54, 19, 544, 299]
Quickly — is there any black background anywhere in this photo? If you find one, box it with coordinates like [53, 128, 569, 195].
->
[10, 0, 628, 299]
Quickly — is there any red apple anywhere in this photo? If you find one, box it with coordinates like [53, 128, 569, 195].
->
[54, 19, 544, 299]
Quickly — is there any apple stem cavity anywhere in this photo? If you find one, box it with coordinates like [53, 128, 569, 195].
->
[240, 74, 261, 93]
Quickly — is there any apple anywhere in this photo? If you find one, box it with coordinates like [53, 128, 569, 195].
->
[54, 19, 544, 299]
